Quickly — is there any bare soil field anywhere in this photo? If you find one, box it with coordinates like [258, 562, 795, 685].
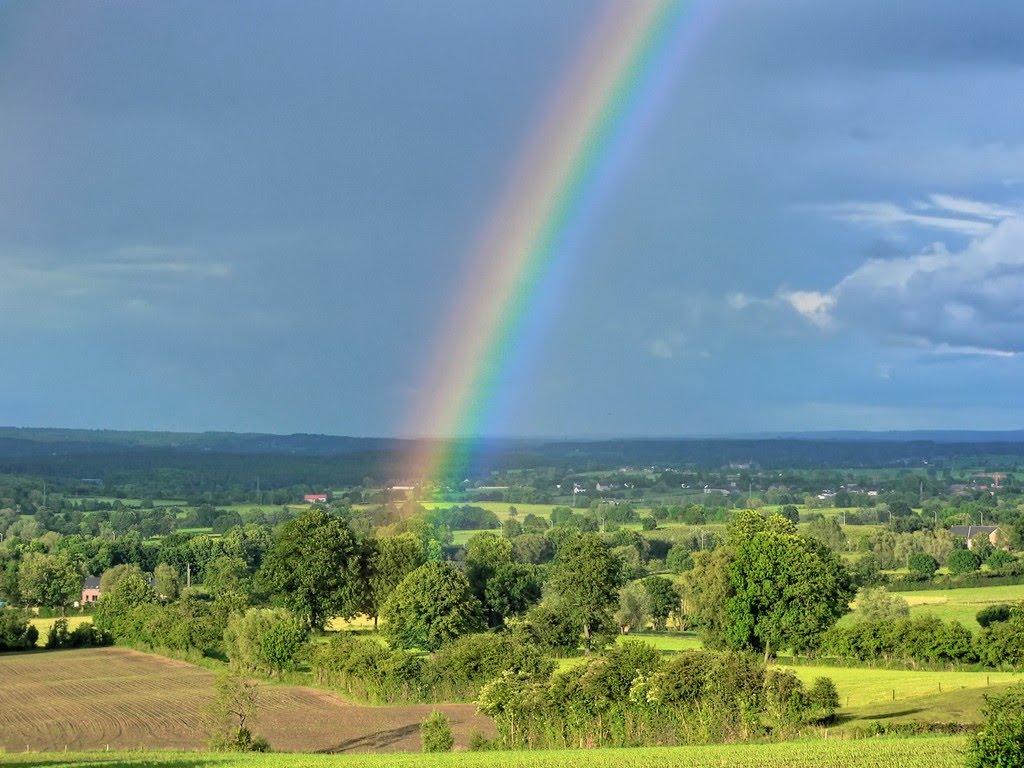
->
[0, 648, 492, 753]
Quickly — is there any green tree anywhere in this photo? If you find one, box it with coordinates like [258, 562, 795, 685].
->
[948, 548, 982, 575]
[257, 508, 364, 630]
[484, 563, 542, 622]
[853, 586, 909, 622]
[153, 563, 180, 600]
[367, 533, 426, 627]
[614, 580, 651, 634]
[642, 575, 678, 630]
[907, 552, 939, 578]
[99, 563, 145, 595]
[725, 511, 853, 659]
[465, 533, 514, 625]
[224, 608, 308, 676]
[204, 556, 251, 598]
[381, 561, 484, 651]
[0, 610, 38, 650]
[678, 547, 733, 643]
[805, 517, 846, 553]
[18, 552, 81, 610]
[93, 572, 157, 640]
[546, 533, 623, 650]
[666, 544, 694, 574]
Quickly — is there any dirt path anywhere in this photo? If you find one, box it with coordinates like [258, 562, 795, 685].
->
[0, 647, 493, 753]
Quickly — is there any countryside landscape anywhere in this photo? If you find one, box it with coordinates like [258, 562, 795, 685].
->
[4, 0, 1024, 766]
[3, 430, 1024, 767]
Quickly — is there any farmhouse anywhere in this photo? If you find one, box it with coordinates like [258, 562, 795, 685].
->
[949, 525, 1003, 549]
[81, 576, 101, 604]
[303, 493, 328, 503]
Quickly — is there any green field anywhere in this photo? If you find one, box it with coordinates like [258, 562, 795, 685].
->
[616, 632, 702, 652]
[786, 663, 1022, 708]
[894, 583, 1024, 627]
[0, 737, 968, 768]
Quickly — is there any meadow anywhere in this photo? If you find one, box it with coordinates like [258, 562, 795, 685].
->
[893, 583, 1024, 627]
[785, 663, 1022, 708]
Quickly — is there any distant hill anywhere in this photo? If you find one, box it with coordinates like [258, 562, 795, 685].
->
[1, 427, 1023, 491]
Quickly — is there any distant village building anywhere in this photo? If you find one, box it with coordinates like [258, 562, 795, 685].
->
[303, 493, 328, 503]
[949, 525, 1003, 549]
[81, 576, 101, 605]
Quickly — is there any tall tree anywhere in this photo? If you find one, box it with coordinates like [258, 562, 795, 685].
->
[18, 552, 81, 610]
[725, 511, 853, 659]
[366, 533, 427, 627]
[380, 561, 484, 651]
[257, 508, 364, 631]
[546, 533, 623, 650]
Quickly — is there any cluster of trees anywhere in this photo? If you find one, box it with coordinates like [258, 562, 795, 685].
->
[824, 604, 1024, 669]
[477, 642, 840, 748]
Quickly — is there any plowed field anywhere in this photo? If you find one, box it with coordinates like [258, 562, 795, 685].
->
[0, 648, 492, 753]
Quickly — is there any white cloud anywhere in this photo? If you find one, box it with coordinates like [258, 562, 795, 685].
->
[759, 216, 1024, 355]
[806, 200, 996, 236]
[927, 194, 1017, 221]
[778, 290, 835, 327]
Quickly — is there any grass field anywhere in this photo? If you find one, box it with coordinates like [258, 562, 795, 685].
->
[0, 648, 490, 753]
[0, 736, 968, 767]
[616, 632, 702, 652]
[29, 616, 93, 647]
[893, 583, 1024, 627]
[785, 662, 1022, 708]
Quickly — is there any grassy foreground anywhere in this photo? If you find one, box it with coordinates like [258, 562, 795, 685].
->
[0, 738, 968, 768]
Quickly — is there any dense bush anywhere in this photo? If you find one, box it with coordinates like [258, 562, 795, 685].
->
[45, 617, 111, 649]
[947, 549, 982, 575]
[976, 604, 1013, 628]
[308, 629, 553, 704]
[477, 643, 833, 748]
[0, 609, 38, 651]
[966, 682, 1024, 768]
[825, 609, 1024, 669]
[224, 608, 308, 675]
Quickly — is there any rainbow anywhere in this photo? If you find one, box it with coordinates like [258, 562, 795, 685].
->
[405, 0, 708, 487]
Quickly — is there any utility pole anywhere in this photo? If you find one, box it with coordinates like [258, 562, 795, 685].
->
[186, 563, 192, 589]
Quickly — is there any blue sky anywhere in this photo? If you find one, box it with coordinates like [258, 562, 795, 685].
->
[2, 0, 1024, 437]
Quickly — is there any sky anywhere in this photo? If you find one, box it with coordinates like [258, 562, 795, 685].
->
[2, 0, 1024, 437]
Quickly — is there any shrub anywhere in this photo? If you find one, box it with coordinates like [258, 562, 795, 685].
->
[966, 682, 1024, 768]
[948, 549, 982, 575]
[807, 677, 840, 719]
[420, 711, 454, 753]
[907, 552, 939, 578]
[976, 604, 1013, 628]
[986, 549, 1016, 571]
[0, 610, 38, 651]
